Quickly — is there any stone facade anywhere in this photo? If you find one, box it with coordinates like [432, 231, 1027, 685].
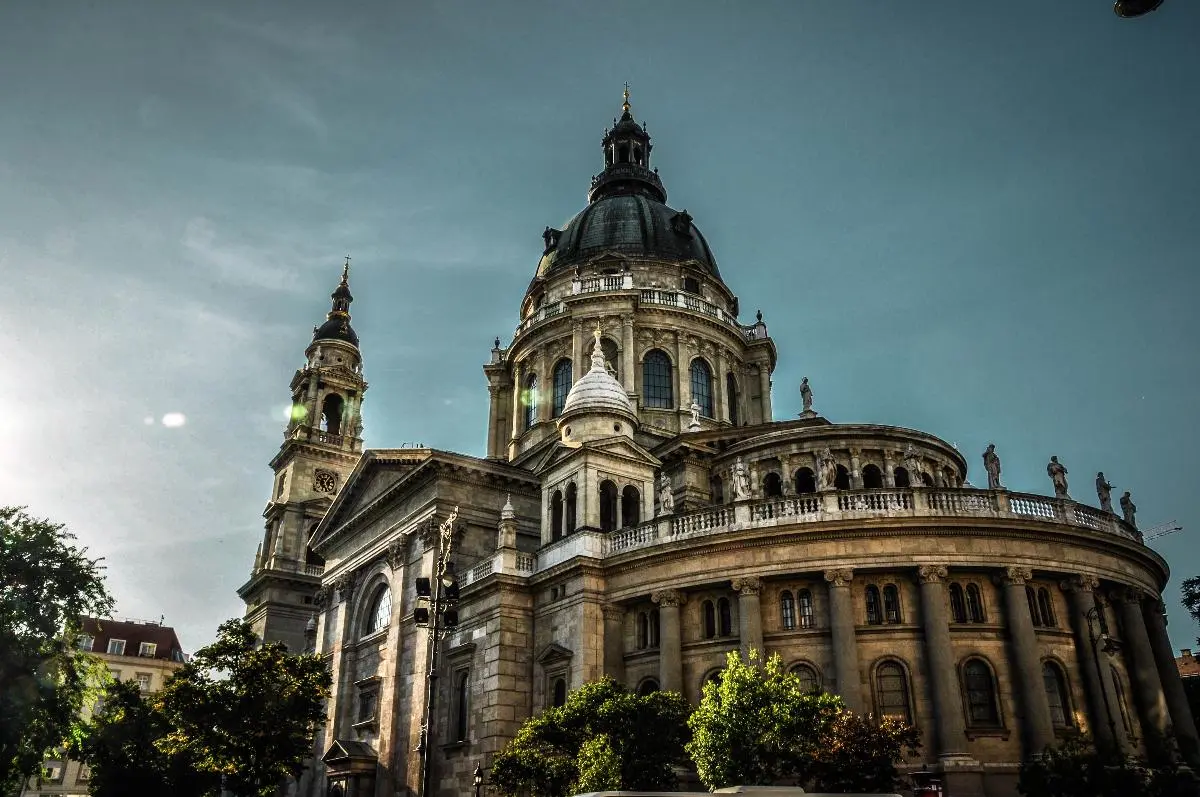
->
[242, 98, 1199, 797]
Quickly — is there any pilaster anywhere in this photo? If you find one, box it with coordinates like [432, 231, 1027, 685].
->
[998, 566, 1055, 757]
[823, 568, 863, 713]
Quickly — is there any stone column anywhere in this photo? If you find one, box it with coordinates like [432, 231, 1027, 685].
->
[602, 604, 626, 684]
[675, 335, 691, 413]
[849, 449, 863, 489]
[1143, 597, 1200, 765]
[918, 565, 970, 759]
[999, 566, 1055, 757]
[572, 322, 584, 381]
[509, 361, 524, 443]
[621, 317, 635, 394]
[1114, 587, 1172, 751]
[757, 360, 772, 422]
[537, 346, 550, 423]
[823, 568, 864, 713]
[732, 577, 764, 660]
[713, 349, 726, 423]
[1061, 575, 1126, 753]
[652, 589, 685, 693]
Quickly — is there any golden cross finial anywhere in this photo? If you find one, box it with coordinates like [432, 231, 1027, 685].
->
[342, 254, 351, 282]
[622, 82, 631, 114]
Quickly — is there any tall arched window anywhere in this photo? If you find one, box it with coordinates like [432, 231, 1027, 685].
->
[797, 589, 815, 628]
[963, 659, 1000, 726]
[718, 597, 733, 636]
[690, 359, 714, 418]
[553, 677, 567, 707]
[875, 661, 911, 723]
[835, 465, 851, 491]
[621, 486, 640, 528]
[552, 359, 572, 417]
[862, 464, 883, 489]
[795, 468, 816, 494]
[637, 612, 649, 650]
[365, 585, 391, 635]
[321, 393, 344, 434]
[637, 679, 659, 696]
[763, 472, 783, 498]
[703, 600, 717, 639]
[780, 591, 796, 630]
[790, 663, 821, 694]
[883, 584, 902, 624]
[1037, 588, 1056, 627]
[893, 467, 911, 488]
[711, 475, 724, 504]
[599, 480, 618, 533]
[920, 471, 934, 486]
[551, 490, 564, 542]
[642, 350, 673, 408]
[966, 584, 986, 622]
[726, 372, 738, 424]
[565, 483, 577, 534]
[866, 585, 882, 625]
[1027, 586, 1042, 627]
[1043, 661, 1072, 728]
[1111, 666, 1134, 737]
[523, 372, 538, 430]
[949, 583, 967, 623]
[648, 610, 659, 647]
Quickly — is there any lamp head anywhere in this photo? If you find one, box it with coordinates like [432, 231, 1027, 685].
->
[474, 765, 483, 786]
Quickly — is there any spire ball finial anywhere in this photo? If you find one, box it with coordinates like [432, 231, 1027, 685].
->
[341, 254, 351, 283]
[622, 82, 631, 114]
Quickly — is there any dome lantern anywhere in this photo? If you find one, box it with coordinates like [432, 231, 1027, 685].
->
[590, 85, 666, 204]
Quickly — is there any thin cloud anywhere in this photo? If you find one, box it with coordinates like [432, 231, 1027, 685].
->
[181, 216, 304, 293]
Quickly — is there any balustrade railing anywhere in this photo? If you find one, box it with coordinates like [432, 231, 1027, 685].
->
[669, 506, 731, 538]
[608, 523, 658, 554]
[303, 564, 325, 577]
[516, 301, 565, 335]
[925, 490, 997, 514]
[751, 496, 821, 521]
[1009, 495, 1059, 520]
[838, 490, 911, 512]
[574, 274, 633, 294]
[639, 289, 740, 329]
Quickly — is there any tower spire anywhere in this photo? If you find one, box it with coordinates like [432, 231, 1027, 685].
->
[313, 259, 358, 346]
[622, 82, 631, 116]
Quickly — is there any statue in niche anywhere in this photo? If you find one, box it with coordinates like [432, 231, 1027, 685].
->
[1120, 491, 1137, 528]
[817, 447, 838, 492]
[799, 377, 814, 416]
[982, 444, 1002, 490]
[1047, 456, 1069, 498]
[1096, 472, 1115, 513]
[658, 473, 675, 516]
[731, 458, 751, 501]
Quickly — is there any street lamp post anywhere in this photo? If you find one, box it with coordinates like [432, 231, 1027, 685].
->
[1085, 602, 1121, 752]
[415, 506, 462, 797]
[473, 764, 484, 797]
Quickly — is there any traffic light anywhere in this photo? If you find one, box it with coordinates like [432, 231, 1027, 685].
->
[415, 577, 432, 598]
[413, 604, 430, 626]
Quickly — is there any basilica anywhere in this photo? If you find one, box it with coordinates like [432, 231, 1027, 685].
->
[238, 94, 1197, 797]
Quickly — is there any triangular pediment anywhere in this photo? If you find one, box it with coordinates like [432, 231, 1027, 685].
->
[536, 642, 574, 665]
[310, 450, 432, 549]
[322, 739, 377, 764]
[585, 251, 629, 272]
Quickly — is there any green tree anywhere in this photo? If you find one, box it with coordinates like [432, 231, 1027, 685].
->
[1016, 732, 1200, 797]
[490, 678, 691, 797]
[810, 711, 920, 794]
[1180, 576, 1200, 627]
[0, 506, 113, 793]
[687, 650, 843, 788]
[72, 679, 215, 797]
[155, 619, 332, 797]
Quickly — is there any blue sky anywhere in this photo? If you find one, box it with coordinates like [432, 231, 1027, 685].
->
[1, 1, 1197, 654]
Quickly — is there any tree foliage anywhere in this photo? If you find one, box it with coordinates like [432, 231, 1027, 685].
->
[155, 619, 332, 797]
[0, 506, 113, 793]
[490, 678, 691, 797]
[686, 650, 844, 788]
[1181, 576, 1200, 629]
[1018, 733, 1199, 797]
[72, 679, 215, 797]
[687, 650, 920, 793]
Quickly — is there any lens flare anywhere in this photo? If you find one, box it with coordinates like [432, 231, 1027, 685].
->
[143, 416, 155, 426]
[161, 412, 187, 428]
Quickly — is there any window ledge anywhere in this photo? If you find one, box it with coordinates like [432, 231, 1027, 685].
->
[356, 628, 389, 646]
[441, 740, 469, 752]
[351, 718, 378, 732]
[966, 727, 1010, 740]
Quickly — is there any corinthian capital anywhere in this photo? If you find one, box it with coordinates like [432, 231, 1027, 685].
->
[1060, 574, 1100, 594]
[731, 576, 762, 596]
[1000, 566, 1034, 586]
[601, 603, 625, 622]
[918, 565, 949, 584]
[651, 589, 685, 608]
[823, 568, 854, 588]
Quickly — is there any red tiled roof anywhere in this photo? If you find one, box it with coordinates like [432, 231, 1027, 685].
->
[81, 617, 186, 661]
[1177, 649, 1200, 678]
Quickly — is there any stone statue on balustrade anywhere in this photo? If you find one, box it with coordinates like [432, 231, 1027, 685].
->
[982, 444, 1002, 490]
[688, 401, 701, 431]
[1096, 472, 1115, 514]
[1120, 491, 1137, 528]
[817, 447, 838, 492]
[903, 444, 922, 484]
[1047, 456, 1069, 499]
[658, 472, 675, 516]
[731, 457, 751, 501]
[799, 377, 816, 418]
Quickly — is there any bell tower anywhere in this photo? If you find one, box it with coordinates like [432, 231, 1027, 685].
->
[239, 259, 367, 652]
